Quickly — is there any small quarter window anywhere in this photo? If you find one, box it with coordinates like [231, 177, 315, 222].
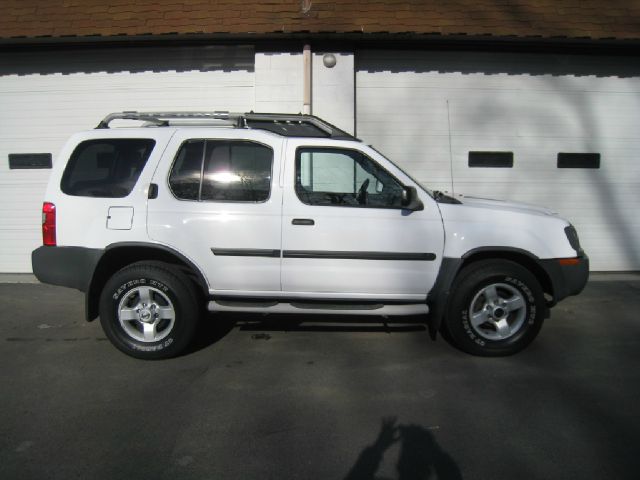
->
[61, 139, 155, 198]
[169, 140, 273, 202]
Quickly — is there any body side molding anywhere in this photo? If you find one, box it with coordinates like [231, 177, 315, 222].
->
[282, 250, 436, 261]
[209, 249, 437, 261]
[211, 248, 281, 258]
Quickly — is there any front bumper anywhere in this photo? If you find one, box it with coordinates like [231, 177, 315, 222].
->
[539, 254, 590, 303]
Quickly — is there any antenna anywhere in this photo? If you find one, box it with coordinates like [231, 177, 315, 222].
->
[446, 99, 455, 195]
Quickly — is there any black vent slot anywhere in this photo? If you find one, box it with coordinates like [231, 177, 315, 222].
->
[8, 153, 52, 169]
[557, 153, 600, 169]
[468, 151, 513, 168]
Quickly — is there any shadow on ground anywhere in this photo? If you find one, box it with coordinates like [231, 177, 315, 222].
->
[345, 417, 463, 480]
[185, 312, 428, 355]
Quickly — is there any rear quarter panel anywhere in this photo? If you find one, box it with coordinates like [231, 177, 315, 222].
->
[45, 129, 176, 249]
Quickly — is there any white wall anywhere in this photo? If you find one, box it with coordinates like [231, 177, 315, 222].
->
[312, 52, 355, 135]
[254, 49, 355, 133]
[356, 50, 640, 271]
[0, 45, 255, 272]
[3, 44, 638, 273]
[254, 51, 303, 113]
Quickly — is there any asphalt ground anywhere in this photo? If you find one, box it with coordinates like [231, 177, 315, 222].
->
[0, 279, 639, 480]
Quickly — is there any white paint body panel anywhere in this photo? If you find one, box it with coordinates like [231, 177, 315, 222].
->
[281, 139, 445, 299]
[106, 207, 135, 230]
[46, 129, 176, 249]
[147, 128, 285, 293]
[41, 124, 581, 301]
[356, 50, 640, 270]
[439, 195, 575, 260]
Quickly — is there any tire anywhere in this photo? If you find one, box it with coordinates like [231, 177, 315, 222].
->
[443, 259, 546, 357]
[99, 262, 200, 359]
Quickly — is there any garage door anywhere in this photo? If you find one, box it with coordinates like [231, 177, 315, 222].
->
[0, 45, 254, 273]
[356, 50, 640, 271]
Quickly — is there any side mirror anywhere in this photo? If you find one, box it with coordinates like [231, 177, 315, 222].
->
[401, 186, 424, 211]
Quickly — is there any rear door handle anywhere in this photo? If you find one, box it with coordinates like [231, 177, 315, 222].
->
[148, 183, 158, 199]
[292, 218, 315, 226]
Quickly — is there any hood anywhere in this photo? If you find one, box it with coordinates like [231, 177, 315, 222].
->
[436, 191, 557, 217]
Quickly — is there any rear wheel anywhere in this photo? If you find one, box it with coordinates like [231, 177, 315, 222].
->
[99, 262, 199, 359]
[443, 259, 546, 356]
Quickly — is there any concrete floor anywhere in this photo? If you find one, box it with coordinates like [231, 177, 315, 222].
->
[0, 279, 639, 480]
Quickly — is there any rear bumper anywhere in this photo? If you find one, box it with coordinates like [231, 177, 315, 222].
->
[539, 254, 590, 303]
[32, 246, 103, 292]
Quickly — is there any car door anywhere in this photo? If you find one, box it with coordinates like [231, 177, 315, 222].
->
[147, 129, 283, 294]
[281, 139, 444, 300]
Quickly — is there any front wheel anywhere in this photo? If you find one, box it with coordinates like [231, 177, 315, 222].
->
[443, 260, 546, 356]
[99, 262, 200, 359]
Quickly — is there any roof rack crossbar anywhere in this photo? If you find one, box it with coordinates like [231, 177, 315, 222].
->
[95, 111, 356, 140]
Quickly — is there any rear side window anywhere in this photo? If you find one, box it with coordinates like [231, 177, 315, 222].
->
[61, 139, 155, 198]
[169, 140, 273, 202]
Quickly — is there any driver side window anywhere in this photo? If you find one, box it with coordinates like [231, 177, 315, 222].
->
[295, 147, 405, 208]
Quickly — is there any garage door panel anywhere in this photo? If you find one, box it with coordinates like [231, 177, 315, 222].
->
[357, 50, 640, 271]
[449, 96, 639, 145]
[0, 46, 255, 273]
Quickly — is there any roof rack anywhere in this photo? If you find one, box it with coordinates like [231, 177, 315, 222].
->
[96, 111, 357, 140]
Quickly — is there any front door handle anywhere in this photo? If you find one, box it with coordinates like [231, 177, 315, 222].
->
[292, 218, 315, 226]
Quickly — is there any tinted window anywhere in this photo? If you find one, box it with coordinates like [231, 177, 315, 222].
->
[169, 140, 205, 200]
[169, 140, 273, 202]
[295, 148, 405, 208]
[61, 139, 155, 198]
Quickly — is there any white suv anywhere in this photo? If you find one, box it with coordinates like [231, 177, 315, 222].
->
[32, 112, 589, 359]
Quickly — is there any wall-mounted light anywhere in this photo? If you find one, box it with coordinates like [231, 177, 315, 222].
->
[323, 53, 337, 68]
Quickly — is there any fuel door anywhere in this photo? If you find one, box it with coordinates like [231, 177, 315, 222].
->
[107, 206, 134, 230]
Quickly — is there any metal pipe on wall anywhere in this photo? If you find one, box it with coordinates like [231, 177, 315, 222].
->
[303, 44, 311, 114]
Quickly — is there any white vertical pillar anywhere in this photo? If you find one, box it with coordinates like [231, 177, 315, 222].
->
[312, 52, 355, 134]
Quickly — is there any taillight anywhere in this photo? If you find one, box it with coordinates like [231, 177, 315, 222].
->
[42, 202, 56, 246]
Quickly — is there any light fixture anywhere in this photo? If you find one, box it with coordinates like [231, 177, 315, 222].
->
[323, 53, 337, 68]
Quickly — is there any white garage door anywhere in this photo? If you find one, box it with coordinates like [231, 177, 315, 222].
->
[0, 45, 254, 273]
[357, 50, 640, 271]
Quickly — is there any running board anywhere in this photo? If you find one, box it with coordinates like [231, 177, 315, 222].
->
[207, 299, 429, 316]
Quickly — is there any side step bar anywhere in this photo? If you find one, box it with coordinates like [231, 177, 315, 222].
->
[207, 299, 429, 316]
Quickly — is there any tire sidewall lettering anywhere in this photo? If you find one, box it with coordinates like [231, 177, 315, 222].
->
[111, 278, 170, 301]
[131, 337, 174, 352]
